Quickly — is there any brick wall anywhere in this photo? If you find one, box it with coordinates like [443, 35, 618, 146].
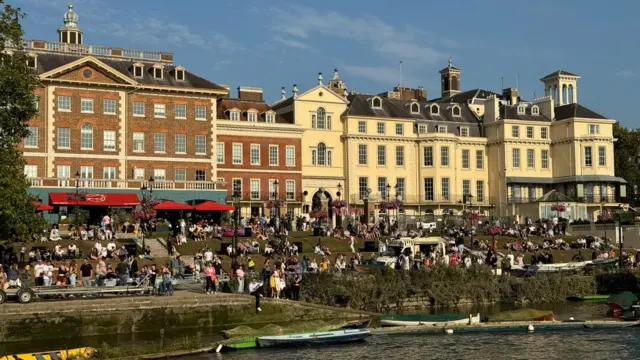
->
[217, 171, 302, 202]
[127, 160, 211, 182]
[217, 135, 301, 171]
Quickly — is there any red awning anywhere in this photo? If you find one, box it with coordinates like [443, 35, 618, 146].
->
[49, 192, 140, 206]
[193, 201, 235, 211]
[154, 200, 193, 211]
[33, 201, 53, 211]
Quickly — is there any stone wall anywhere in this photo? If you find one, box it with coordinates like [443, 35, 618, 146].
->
[0, 293, 368, 343]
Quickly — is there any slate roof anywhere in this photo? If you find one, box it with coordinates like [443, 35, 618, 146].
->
[217, 98, 291, 124]
[347, 94, 483, 137]
[500, 105, 551, 122]
[554, 103, 607, 120]
[33, 52, 226, 91]
[434, 88, 501, 103]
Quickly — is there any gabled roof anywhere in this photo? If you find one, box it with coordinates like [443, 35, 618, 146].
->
[434, 88, 500, 103]
[31, 52, 226, 91]
[541, 70, 580, 79]
[217, 98, 290, 124]
[500, 104, 551, 122]
[554, 103, 607, 120]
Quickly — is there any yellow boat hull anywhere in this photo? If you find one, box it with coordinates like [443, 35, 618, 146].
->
[0, 347, 95, 360]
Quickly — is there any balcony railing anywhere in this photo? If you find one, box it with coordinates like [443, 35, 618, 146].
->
[27, 178, 221, 191]
[508, 194, 619, 204]
[348, 193, 489, 205]
[221, 191, 301, 203]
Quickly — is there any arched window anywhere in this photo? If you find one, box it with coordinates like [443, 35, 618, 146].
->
[81, 123, 93, 149]
[452, 106, 461, 116]
[372, 97, 382, 108]
[316, 107, 326, 129]
[517, 105, 525, 115]
[430, 104, 439, 115]
[317, 142, 327, 166]
[531, 106, 539, 115]
[410, 103, 420, 114]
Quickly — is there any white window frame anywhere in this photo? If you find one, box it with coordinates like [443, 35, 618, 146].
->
[395, 145, 404, 167]
[371, 97, 382, 109]
[174, 134, 186, 154]
[103, 167, 116, 180]
[133, 64, 143, 78]
[154, 133, 166, 153]
[588, 124, 600, 135]
[80, 123, 93, 150]
[460, 127, 469, 137]
[285, 146, 295, 167]
[103, 130, 116, 151]
[25, 126, 38, 148]
[232, 143, 243, 164]
[175, 68, 185, 81]
[153, 168, 166, 181]
[103, 99, 117, 115]
[133, 168, 145, 180]
[410, 102, 420, 114]
[24, 164, 38, 178]
[154, 103, 166, 118]
[438, 125, 447, 133]
[57, 95, 71, 112]
[526, 126, 534, 139]
[541, 149, 549, 169]
[174, 104, 187, 119]
[195, 135, 207, 155]
[80, 98, 94, 114]
[216, 143, 224, 164]
[195, 106, 207, 120]
[441, 146, 449, 167]
[358, 121, 366, 134]
[232, 178, 242, 199]
[377, 122, 385, 135]
[133, 101, 145, 117]
[247, 112, 257, 122]
[517, 105, 526, 115]
[250, 144, 260, 165]
[57, 165, 70, 179]
[418, 124, 427, 134]
[476, 150, 484, 170]
[132, 132, 145, 153]
[531, 106, 539, 115]
[230, 111, 240, 121]
[250, 179, 260, 200]
[541, 127, 548, 139]
[395, 123, 404, 136]
[527, 149, 535, 168]
[269, 145, 279, 166]
[195, 170, 206, 182]
[512, 125, 520, 138]
[358, 144, 367, 165]
[153, 66, 163, 80]
[285, 180, 295, 200]
[175, 168, 186, 181]
[266, 113, 276, 123]
[598, 146, 606, 167]
[461, 149, 470, 169]
[377, 145, 386, 166]
[452, 105, 461, 117]
[584, 146, 592, 167]
[512, 148, 521, 168]
[79, 166, 94, 179]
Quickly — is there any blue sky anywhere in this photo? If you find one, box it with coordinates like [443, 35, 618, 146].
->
[14, 0, 640, 126]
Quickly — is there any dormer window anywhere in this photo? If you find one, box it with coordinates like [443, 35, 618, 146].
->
[531, 106, 539, 115]
[410, 102, 420, 114]
[452, 105, 461, 117]
[153, 65, 163, 80]
[175, 66, 185, 81]
[372, 97, 382, 109]
[266, 113, 276, 123]
[133, 63, 144, 78]
[438, 125, 447, 133]
[230, 110, 240, 121]
[247, 110, 257, 122]
[460, 127, 469, 137]
[517, 105, 526, 115]
[430, 104, 439, 115]
[26, 53, 36, 69]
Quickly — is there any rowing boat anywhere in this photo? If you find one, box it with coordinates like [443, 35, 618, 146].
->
[0, 347, 94, 360]
[257, 329, 370, 348]
[380, 313, 481, 327]
[337, 319, 371, 330]
[215, 337, 258, 353]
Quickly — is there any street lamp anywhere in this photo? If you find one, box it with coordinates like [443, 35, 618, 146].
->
[386, 183, 392, 234]
[74, 171, 80, 230]
[273, 179, 280, 234]
[489, 204, 496, 243]
[232, 190, 241, 253]
[148, 176, 154, 238]
[336, 183, 342, 200]
[617, 204, 624, 268]
[395, 183, 401, 231]
[601, 199, 607, 241]
[336, 182, 342, 228]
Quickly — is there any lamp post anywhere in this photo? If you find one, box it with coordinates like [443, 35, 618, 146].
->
[490, 204, 496, 243]
[148, 176, 154, 239]
[395, 183, 401, 231]
[362, 188, 372, 225]
[74, 171, 80, 231]
[273, 179, 280, 234]
[467, 194, 474, 249]
[336, 182, 342, 228]
[386, 183, 392, 234]
[617, 204, 624, 268]
[232, 190, 241, 253]
[601, 199, 607, 241]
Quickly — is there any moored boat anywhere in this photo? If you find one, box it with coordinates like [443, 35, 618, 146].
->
[215, 337, 258, 353]
[0, 347, 94, 360]
[257, 329, 370, 348]
[337, 319, 371, 330]
[380, 313, 480, 327]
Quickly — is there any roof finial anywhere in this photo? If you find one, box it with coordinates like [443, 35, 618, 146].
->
[448, 57, 452, 69]
[280, 86, 286, 100]
[292, 84, 298, 99]
[317, 72, 323, 86]
[333, 68, 339, 80]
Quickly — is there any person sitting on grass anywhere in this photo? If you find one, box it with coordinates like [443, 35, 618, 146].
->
[49, 227, 61, 242]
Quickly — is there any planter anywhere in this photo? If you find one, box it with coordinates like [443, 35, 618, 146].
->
[58, 224, 69, 232]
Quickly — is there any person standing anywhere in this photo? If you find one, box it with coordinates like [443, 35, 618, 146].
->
[249, 279, 264, 313]
[292, 273, 301, 301]
[236, 265, 245, 293]
[80, 258, 93, 287]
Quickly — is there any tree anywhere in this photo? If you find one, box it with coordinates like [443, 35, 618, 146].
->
[0, 1, 46, 241]
[613, 123, 640, 206]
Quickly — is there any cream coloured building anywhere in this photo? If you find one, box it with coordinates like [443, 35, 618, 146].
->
[273, 64, 627, 224]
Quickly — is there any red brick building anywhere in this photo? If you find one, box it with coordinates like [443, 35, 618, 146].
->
[19, 5, 228, 216]
[216, 87, 304, 217]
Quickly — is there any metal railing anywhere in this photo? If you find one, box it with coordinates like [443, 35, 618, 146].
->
[348, 193, 489, 205]
[508, 194, 619, 204]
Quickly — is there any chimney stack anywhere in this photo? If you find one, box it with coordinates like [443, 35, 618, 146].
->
[280, 86, 286, 100]
[292, 84, 298, 99]
[502, 88, 518, 106]
[237, 86, 263, 101]
[317, 72, 323, 86]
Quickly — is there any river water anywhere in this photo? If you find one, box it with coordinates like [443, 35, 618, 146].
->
[2, 302, 638, 359]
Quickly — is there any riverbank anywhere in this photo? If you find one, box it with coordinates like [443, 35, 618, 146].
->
[0, 291, 371, 343]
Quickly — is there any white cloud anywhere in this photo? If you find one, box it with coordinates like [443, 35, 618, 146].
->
[616, 70, 640, 79]
[212, 60, 231, 71]
[342, 65, 402, 85]
[268, 5, 449, 64]
[272, 35, 312, 50]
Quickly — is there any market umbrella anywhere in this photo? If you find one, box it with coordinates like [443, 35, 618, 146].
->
[33, 201, 54, 211]
[193, 201, 235, 211]
[153, 200, 194, 211]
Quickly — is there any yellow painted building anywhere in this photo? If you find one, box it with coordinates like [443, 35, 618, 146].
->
[273, 65, 627, 224]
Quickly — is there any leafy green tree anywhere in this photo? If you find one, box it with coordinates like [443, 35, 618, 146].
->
[0, 1, 46, 241]
[613, 123, 640, 206]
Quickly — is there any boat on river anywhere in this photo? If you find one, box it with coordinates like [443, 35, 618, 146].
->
[257, 329, 370, 348]
[0, 347, 94, 360]
[215, 337, 258, 353]
[338, 318, 371, 329]
[380, 313, 480, 327]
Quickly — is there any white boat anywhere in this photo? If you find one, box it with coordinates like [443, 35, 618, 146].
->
[380, 313, 481, 327]
[257, 329, 370, 348]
